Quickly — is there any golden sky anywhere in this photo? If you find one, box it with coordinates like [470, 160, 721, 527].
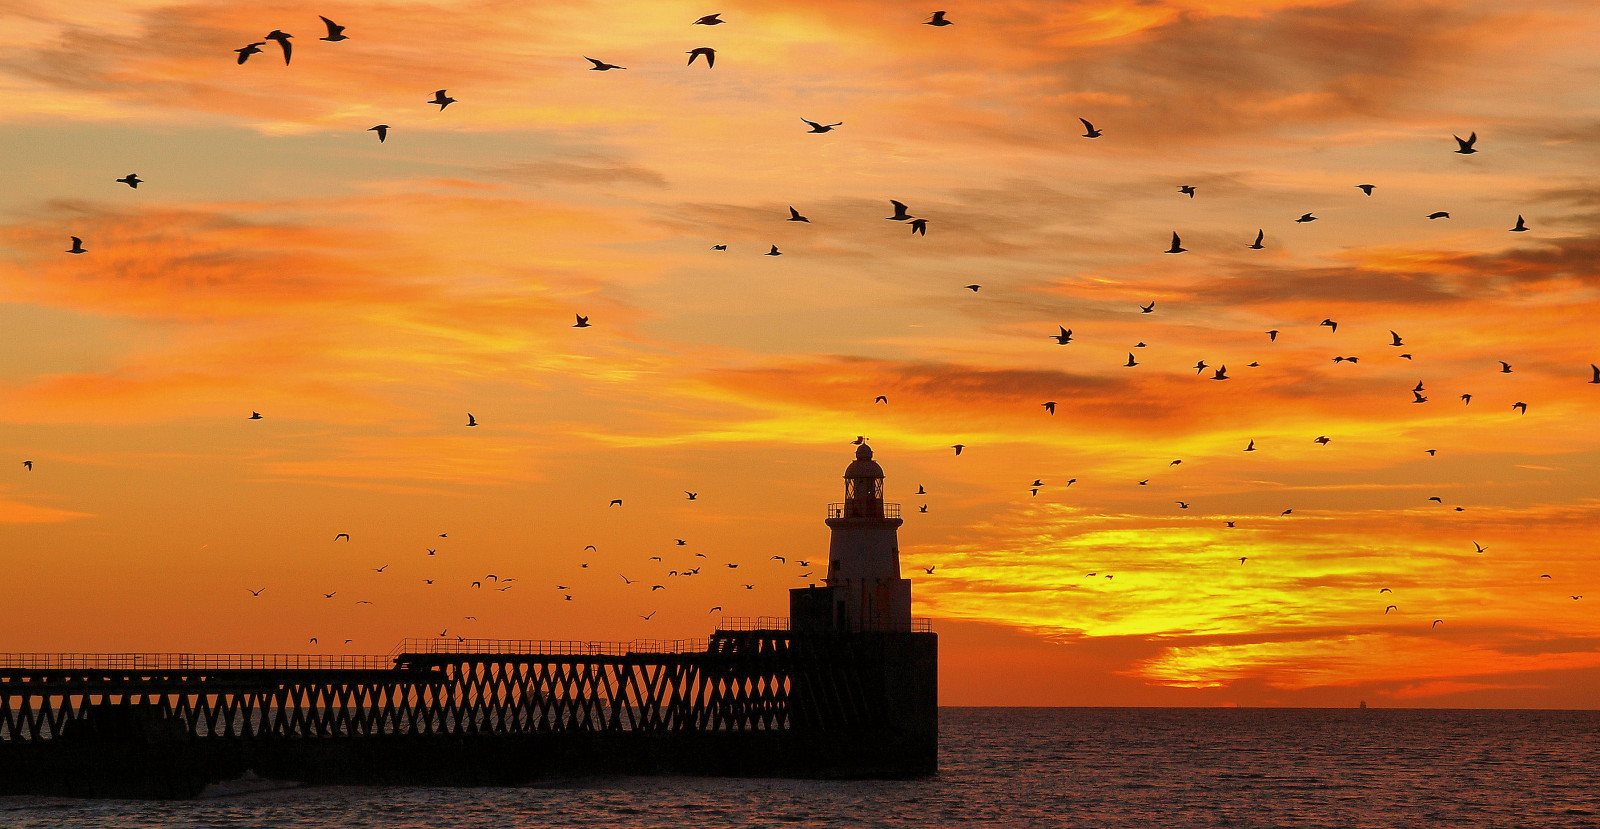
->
[4, 0, 1600, 707]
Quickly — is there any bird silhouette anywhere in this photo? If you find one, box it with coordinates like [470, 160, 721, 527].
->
[1053, 326, 1073, 345]
[67, 236, 86, 254]
[1165, 232, 1185, 254]
[1245, 440, 1255, 451]
[609, 499, 623, 506]
[1042, 401, 1056, 414]
[1413, 391, 1428, 403]
[765, 245, 782, 256]
[1454, 132, 1477, 154]
[1249, 229, 1264, 249]
[1176, 501, 1189, 509]
[430, 90, 456, 109]
[1473, 542, 1487, 553]
[334, 533, 350, 541]
[369, 125, 388, 142]
[964, 284, 980, 291]
[686, 491, 698, 499]
[248, 411, 262, 420]
[1432, 619, 1444, 627]
[917, 485, 926, 495]
[1427, 211, 1450, 220]
[925, 11, 952, 25]
[801, 118, 842, 133]
[318, 16, 347, 41]
[1386, 605, 1397, 614]
[1125, 353, 1138, 367]
[116, 174, 141, 188]
[1079, 117, 1101, 138]
[1194, 360, 1208, 375]
[1512, 401, 1527, 414]
[694, 13, 723, 25]
[248, 588, 264, 596]
[1461, 393, 1472, 404]
[919, 504, 928, 513]
[323, 592, 336, 599]
[1314, 436, 1330, 445]
[1295, 212, 1316, 223]
[874, 395, 888, 404]
[1499, 361, 1513, 373]
[1212, 365, 1228, 380]
[1357, 184, 1375, 195]
[235, 42, 265, 64]
[1178, 185, 1195, 198]
[641, 611, 657, 620]
[886, 200, 913, 221]
[687, 47, 715, 67]
[1140, 302, 1155, 313]
[573, 314, 590, 327]
[585, 56, 625, 71]
[1320, 319, 1338, 333]
[909, 218, 927, 235]
[1510, 215, 1528, 232]
[1589, 364, 1600, 384]
[711, 244, 727, 251]
[373, 564, 388, 573]
[466, 413, 477, 427]
[22, 461, 33, 470]
[264, 30, 292, 64]
[1390, 331, 1404, 347]
[952, 444, 964, 455]
[787, 206, 809, 222]
[676, 539, 687, 546]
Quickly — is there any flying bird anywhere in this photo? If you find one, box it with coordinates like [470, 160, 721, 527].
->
[429, 90, 456, 109]
[925, 11, 952, 25]
[1314, 436, 1330, 445]
[1432, 619, 1444, 628]
[1461, 394, 1472, 404]
[1125, 353, 1138, 367]
[116, 174, 141, 188]
[248, 588, 264, 596]
[264, 30, 292, 65]
[694, 14, 723, 25]
[874, 395, 888, 404]
[466, 413, 477, 427]
[1386, 606, 1397, 614]
[918, 505, 928, 513]
[609, 499, 623, 506]
[801, 118, 842, 133]
[964, 284, 980, 291]
[686, 47, 715, 67]
[1248, 229, 1264, 249]
[1357, 184, 1375, 195]
[1512, 401, 1527, 414]
[917, 485, 926, 494]
[574, 314, 590, 327]
[373, 565, 388, 573]
[248, 411, 262, 420]
[1590, 364, 1600, 384]
[676, 539, 687, 546]
[585, 56, 626, 71]
[765, 245, 781, 256]
[1426, 211, 1450, 220]
[1510, 215, 1528, 232]
[1267, 330, 1278, 342]
[1499, 361, 1513, 373]
[369, 125, 388, 142]
[787, 206, 809, 222]
[1413, 391, 1428, 403]
[1140, 302, 1155, 314]
[886, 200, 913, 221]
[323, 592, 336, 599]
[1212, 365, 1228, 380]
[1473, 542, 1487, 553]
[1320, 319, 1338, 333]
[711, 244, 726, 250]
[22, 461, 32, 470]
[318, 16, 347, 41]
[1165, 232, 1185, 254]
[67, 236, 86, 254]
[1295, 212, 1316, 223]
[1176, 501, 1189, 509]
[1178, 185, 1195, 198]
[1194, 360, 1208, 375]
[1281, 509, 1293, 515]
[1390, 331, 1404, 346]
[685, 491, 698, 500]
[235, 42, 265, 64]
[1053, 326, 1073, 345]
[1079, 118, 1101, 138]
[641, 611, 657, 620]
[1245, 440, 1255, 452]
[1042, 401, 1056, 414]
[1453, 132, 1477, 154]
[952, 444, 964, 456]
[909, 218, 927, 235]
[334, 533, 350, 541]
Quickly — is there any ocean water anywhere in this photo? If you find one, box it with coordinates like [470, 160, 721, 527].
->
[3, 707, 1598, 828]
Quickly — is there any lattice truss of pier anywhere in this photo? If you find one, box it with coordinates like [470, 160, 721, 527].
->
[0, 628, 893, 742]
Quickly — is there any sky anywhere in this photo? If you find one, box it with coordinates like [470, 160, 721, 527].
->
[3, 0, 1600, 708]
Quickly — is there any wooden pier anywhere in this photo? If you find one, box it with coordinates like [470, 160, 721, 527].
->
[0, 622, 937, 797]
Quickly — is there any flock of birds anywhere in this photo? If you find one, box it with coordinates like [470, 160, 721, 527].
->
[19, 9, 1596, 654]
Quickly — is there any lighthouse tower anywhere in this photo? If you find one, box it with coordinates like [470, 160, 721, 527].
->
[790, 442, 912, 632]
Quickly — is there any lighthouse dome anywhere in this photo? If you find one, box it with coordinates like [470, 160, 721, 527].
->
[844, 442, 884, 479]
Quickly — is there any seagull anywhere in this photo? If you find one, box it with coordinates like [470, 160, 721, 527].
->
[427, 549, 436, 555]
[952, 444, 964, 456]
[1453, 132, 1477, 154]
[711, 244, 727, 250]
[694, 14, 723, 25]
[334, 533, 350, 541]
[765, 245, 781, 256]
[875, 395, 888, 404]
[686, 47, 715, 67]
[1125, 353, 1138, 367]
[1314, 436, 1330, 445]
[964, 284, 980, 291]
[67, 236, 86, 254]
[641, 611, 657, 620]
[1541, 575, 1552, 579]
[1320, 319, 1338, 333]
[1282, 509, 1293, 515]
[22, 461, 32, 470]
[1053, 326, 1073, 345]
[1176, 501, 1189, 509]
[801, 118, 842, 133]
[1390, 331, 1404, 347]
[1212, 365, 1228, 380]
[369, 125, 388, 142]
[235, 42, 265, 64]
[1510, 215, 1528, 232]
[248, 588, 264, 596]
[676, 539, 687, 546]
[429, 90, 456, 110]
[585, 56, 626, 71]
[1042, 401, 1056, 414]
[917, 486, 926, 495]
[925, 11, 952, 25]
[787, 206, 809, 223]
[1225, 521, 1235, 527]
[1512, 401, 1527, 414]
[1194, 360, 1208, 375]
[1499, 361, 1513, 373]
[1428, 496, 1442, 502]
[852, 436, 868, 445]
[1170, 460, 1182, 466]
[1079, 118, 1101, 138]
[1178, 185, 1196, 198]
[1426, 450, 1436, 456]
[319, 16, 347, 41]
[1590, 364, 1600, 384]
[264, 30, 292, 65]
[909, 218, 927, 236]
[466, 413, 477, 427]
[1573, 596, 1584, 601]
[574, 314, 590, 327]
[609, 499, 623, 506]
[323, 592, 336, 599]
[1245, 440, 1255, 452]
[1238, 557, 1247, 564]
[1427, 211, 1450, 220]
[1473, 542, 1487, 553]
[1357, 184, 1375, 195]
[1165, 232, 1185, 254]
[887, 200, 913, 221]
[1267, 330, 1279, 342]
[1461, 394, 1472, 404]
[373, 564, 388, 573]
[772, 556, 786, 563]
[652, 585, 665, 591]
[1248, 229, 1264, 249]
[1140, 302, 1155, 314]
[923, 566, 936, 574]
[1295, 212, 1316, 223]
[248, 411, 262, 420]
[1432, 619, 1444, 628]
[116, 174, 141, 188]
[918, 505, 928, 513]
[1138, 480, 1148, 485]
[685, 491, 698, 500]
[1386, 606, 1397, 614]
[1413, 391, 1428, 403]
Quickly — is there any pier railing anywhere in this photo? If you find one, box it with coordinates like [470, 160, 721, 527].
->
[0, 653, 394, 671]
[718, 616, 932, 633]
[390, 637, 710, 658]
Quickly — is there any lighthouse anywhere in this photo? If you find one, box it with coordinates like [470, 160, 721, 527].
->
[790, 442, 913, 632]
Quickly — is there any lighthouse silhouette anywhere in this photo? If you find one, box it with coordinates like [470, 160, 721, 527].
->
[791, 441, 913, 632]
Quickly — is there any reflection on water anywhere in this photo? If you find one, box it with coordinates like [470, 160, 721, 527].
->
[3, 708, 1598, 828]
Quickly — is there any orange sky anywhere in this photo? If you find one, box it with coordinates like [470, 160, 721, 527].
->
[4, 0, 1600, 707]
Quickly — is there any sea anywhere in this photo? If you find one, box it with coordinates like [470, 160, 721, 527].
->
[3, 707, 1597, 828]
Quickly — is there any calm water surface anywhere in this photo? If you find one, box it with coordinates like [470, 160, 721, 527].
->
[4, 708, 1597, 828]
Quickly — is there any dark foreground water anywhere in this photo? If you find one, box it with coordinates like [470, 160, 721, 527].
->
[4, 708, 1598, 828]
